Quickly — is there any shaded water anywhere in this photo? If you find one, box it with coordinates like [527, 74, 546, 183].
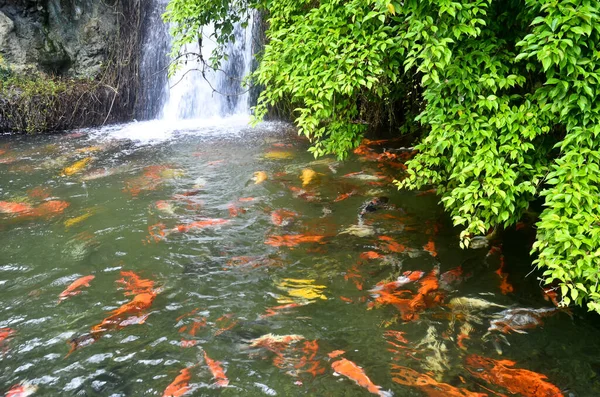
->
[0, 121, 599, 396]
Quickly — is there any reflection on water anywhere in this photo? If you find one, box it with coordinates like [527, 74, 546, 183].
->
[0, 119, 598, 396]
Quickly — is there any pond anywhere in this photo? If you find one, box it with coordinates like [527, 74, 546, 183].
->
[0, 118, 598, 396]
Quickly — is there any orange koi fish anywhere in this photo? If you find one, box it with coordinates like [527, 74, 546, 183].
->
[328, 350, 346, 358]
[416, 188, 437, 196]
[203, 351, 229, 387]
[260, 303, 305, 318]
[214, 314, 238, 336]
[265, 234, 325, 247]
[173, 218, 230, 233]
[238, 197, 256, 202]
[58, 275, 95, 303]
[360, 251, 384, 260]
[5, 383, 38, 397]
[378, 236, 407, 253]
[423, 240, 437, 257]
[116, 271, 155, 295]
[0, 201, 32, 215]
[294, 340, 325, 377]
[331, 357, 390, 396]
[542, 286, 560, 307]
[391, 365, 486, 397]
[0, 327, 15, 350]
[228, 204, 246, 217]
[29, 200, 70, 218]
[496, 256, 513, 295]
[334, 190, 357, 202]
[163, 367, 192, 397]
[288, 186, 319, 202]
[270, 209, 297, 226]
[465, 355, 563, 397]
[91, 291, 157, 335]
[345, 266, 364, 290]
[27, 187, 51, 200]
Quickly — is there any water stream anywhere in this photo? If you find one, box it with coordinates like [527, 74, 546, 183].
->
[0, 3, 599, 396]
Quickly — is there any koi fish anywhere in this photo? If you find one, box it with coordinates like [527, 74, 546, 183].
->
[339, 224, 375, 237]
[378, 236, 407, 253]
[91, 291, 157, 335]
[5, 383, 38, 397]
[391, 365, 486, 397]
[0, 201, 32, 215]
[334, 190, 357, 202]
[439, 266, 464, 290]
[495, 256, 514, 295]
[288, 186, 319, 202]
[416, 189, 437, 196]
[253, 171, 268, 184]
[27, 187, 51, 200]
[300, 168, 318, 186]
[331, 357, 391, 396]
[64, 212, 94, 228]
[264, 151, 294, 160]
[542, 286, 560, 307]
[163, 367, 192, 397]
[465, 354, 563, 397]
[370, 271, 425, 293]
[423, 240, 437, 257]
[238, 197, 256, 202]
[448, 297, 507, 312]
[260, 302, 305, 318]
[249, 334, 305, 350]
[62, 157, 92, 176]
[0, 327, 15, 346]
[173, 218, 230, 233]
[487, 307, 563, 334]
[203, 350, 229, 387]
[360, 251, 384, 260]
[155, 200, 176, 215]
[275, 278, 327, 302]
[28, 200, 70, 218]
[328, 350, 346, 358]
[214, 314, 238, 336]
[58, 275, 95, 303]
[265, 234, 325, 247]
[343, 171, 384, 181]
[270, 209, 297, 226]
[228, 204, 246, 217]
[116, 271, 155, 295]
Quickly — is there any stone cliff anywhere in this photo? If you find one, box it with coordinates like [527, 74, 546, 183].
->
[0, 0, 121, 78]
[0, 0, 144, 133]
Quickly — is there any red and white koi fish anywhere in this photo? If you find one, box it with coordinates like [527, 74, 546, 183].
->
[5, 383, 38, 397]
[370, 271, 425, 294]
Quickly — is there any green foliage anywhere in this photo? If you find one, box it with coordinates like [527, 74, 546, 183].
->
[165, 0, 600, 313]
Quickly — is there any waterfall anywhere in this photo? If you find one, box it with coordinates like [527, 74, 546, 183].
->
[135, 0, 171, 120]
[136, 0, 254, 121]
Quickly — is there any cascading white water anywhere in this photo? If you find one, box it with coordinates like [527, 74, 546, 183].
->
[111, 1, 257, 145]
[160, 17, 254, 120]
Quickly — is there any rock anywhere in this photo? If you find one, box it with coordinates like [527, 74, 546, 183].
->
[0, 11, 14, 50]
[0, 0, 119, 78]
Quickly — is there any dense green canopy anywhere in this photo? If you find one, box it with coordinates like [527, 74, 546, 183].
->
[165, 0, 600, 313]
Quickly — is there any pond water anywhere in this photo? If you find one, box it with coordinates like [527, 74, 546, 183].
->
[0, 118, 598, 396]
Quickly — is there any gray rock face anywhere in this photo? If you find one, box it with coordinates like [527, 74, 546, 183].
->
[0, 0, 119, 77]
